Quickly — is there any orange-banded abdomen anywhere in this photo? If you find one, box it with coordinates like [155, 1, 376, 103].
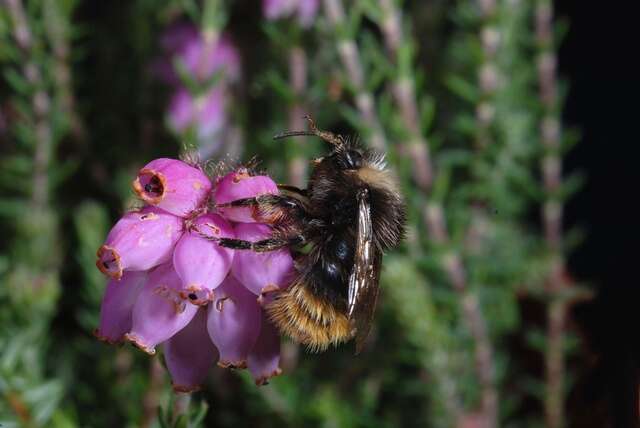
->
[266, 279, 353, 352]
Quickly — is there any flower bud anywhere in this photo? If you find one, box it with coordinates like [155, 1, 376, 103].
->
[206, 276, 261, 368]
[96, 207, 183, 280]
[164, 308, 219, 393]
[132, 158, 212, 217]
[173, 213, 234, 305]
[231, 223, 295, 298]
[94, 271, 147, 344]
[125, 263, 198, 355]
[248, 313, 282, 385]
[215, 169, 278, 222]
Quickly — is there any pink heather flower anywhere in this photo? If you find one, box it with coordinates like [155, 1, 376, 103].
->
[232, 223, 295, 298]
[132, 158, 211, 217]
[125, 263, 198, 355]
[96, 207, 183, 280]
[167, 87, 225, 141]
[173, 213, 235, 305]
[159, 24, 241, 85]
[95, 157, 289, 388]
[94, 270, 147, 344]
[248, 313, 282, 385]
[263, 0, 319, 28]
[207, 276, 261, 369]
[164, 308, 219, 393]
[215, 169, 279, 223]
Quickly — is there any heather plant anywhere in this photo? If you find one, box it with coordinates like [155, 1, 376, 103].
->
[0, 0, 586, 427]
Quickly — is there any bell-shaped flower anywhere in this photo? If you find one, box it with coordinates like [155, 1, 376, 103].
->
[132, 158, 212, 217]
[206, 276, 261, 369]
[168, 88, 226, 144]
[158, 24, 241, 85]
[248, 313, 282, 385]
[215, 169, 278, 223]
[125, 263, 198, 355]
[164, 308, 219, 393]
[263, 0, 319, 28]
[96, 206, 183, 280]
[173, 213, 235, 305]
[94, 270, 147, 344]
[231, 223, 295, 299]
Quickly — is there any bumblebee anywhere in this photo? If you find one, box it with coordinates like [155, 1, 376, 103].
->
[215, 117, 406, 352]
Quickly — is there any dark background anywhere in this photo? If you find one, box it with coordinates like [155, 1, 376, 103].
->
[559, 1, 640, 426]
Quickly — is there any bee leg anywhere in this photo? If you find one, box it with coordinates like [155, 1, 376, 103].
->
[216, 194, 308, 223]
[216, 194, 304, 209]
[277, 184, 307, 196]
[215, 234, 307, 252]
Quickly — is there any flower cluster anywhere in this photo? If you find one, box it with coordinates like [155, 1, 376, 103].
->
[95, 158, 295, 390]
[156, 23, 240, 155]
[263, 0, 320, 28]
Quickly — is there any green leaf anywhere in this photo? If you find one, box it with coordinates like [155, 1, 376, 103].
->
[445, 75, 479, 103]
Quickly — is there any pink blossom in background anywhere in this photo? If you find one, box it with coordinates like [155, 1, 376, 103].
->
[156, 22, 241, 155]
[95, 162, 290, 389]
[158, 24, 240, 85]
[263, 0, 319, 28]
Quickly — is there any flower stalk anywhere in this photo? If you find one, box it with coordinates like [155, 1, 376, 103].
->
[376, 1, 497, 424]
[535, 1, 568, 427]
[322, 0, 387, 150]
[4, 0, 53, 209]
[287, 46, 309, 187]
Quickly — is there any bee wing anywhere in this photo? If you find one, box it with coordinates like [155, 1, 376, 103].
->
[348, 189, 383, 354]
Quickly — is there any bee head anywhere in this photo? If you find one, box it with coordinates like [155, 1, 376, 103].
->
[329, 146, 364, 170]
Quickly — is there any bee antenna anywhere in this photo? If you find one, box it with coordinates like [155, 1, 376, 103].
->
[273, 130, 317, 140]
[272, 115, 345, 148]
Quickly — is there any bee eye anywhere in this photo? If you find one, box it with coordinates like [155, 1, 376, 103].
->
[344, 150, 363, 169]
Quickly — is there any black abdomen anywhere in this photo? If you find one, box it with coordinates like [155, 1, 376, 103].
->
[306, 231, 354, 310]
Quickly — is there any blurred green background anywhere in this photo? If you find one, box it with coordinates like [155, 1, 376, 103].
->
[0, 0, 599, 427]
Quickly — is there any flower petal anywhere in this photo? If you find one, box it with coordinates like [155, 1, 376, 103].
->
[167, 90, 195, 132]
[247, 313, 282, 385]
[173, 213, 234, 305]
[215, 169, 278, 223]
[132, 158, 212, 217]
[297, 0, 319, 27]
[206, 276, 261, 368]
[195, 88, 225, 142]
[164, 308, 219, 393]
[94, 271, 147, 344]
[231, 223, 295, 297]
[125, 263, 198, 355]
[96, 206, 183, 279]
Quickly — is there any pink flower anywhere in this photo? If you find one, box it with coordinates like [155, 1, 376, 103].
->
[248, 313, 282, 385]
[215, 169, 279, 223]
[263, 0, 319, 28]
[167, 87, 225, 142]
[207, 276, 261, 369]
[173, 213, 235, 305]
[132, 158, 211, 217]
[159, 24, 240, 85]
[164, 308, 219, 393]
[95, 157, 291, 389]
[94, 271, 147, 344]
[125, 263, 199, 355]
[156, 23, 241, 153]
[96, 207, 183, 280]
[231, 223, 295, 298]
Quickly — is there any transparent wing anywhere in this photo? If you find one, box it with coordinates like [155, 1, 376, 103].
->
[348, 189, 382, 354]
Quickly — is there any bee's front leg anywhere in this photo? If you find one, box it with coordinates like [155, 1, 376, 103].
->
[216, 194, 308, 224]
